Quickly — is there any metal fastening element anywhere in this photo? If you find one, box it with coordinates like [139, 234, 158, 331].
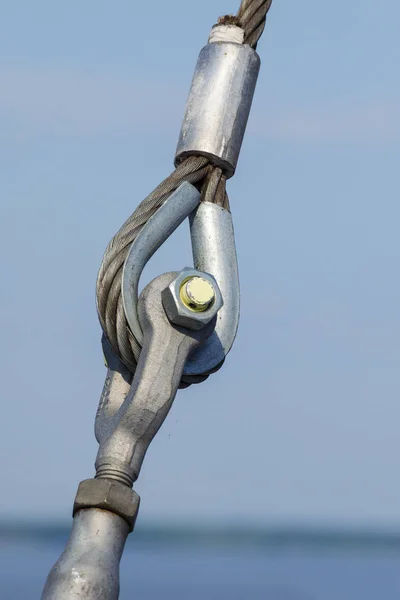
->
[41, 0, 273, 596]
[175, 41, 260, 178]
[162, 268, 223, 331]
[95, 272, 216, 487]
[185, 201, 240, 377]
[42, 273, 217, 600]
[122, 187, 239, 378]
[179, 276, 215, 312]
[121, 181, 201, 354]
[73, 479, 140, 532]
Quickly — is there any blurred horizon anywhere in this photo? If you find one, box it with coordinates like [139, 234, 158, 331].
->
[4, 517, 400, 536]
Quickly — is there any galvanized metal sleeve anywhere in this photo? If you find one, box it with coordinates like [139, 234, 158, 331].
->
[175, 42, 260, 178]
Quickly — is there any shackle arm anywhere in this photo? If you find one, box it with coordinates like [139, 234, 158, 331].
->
[42, 272, 219, 600]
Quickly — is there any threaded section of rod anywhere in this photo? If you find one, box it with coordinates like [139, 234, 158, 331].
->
[95, 466, 134, 488]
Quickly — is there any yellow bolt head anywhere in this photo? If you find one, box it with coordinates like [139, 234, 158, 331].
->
[180, 277, 215, 312]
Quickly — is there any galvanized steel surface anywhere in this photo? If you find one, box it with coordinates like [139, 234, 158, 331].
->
[41, 2, 274, 597]
[96, 156, 212, 376]
[175, 42, 260, 178]
[95, 337, 133, 447]
[122, 182, 201, 356]
[96, 273, 215, 486]
[95, 1, 273, 377]
[41, 509, 129, 600]
[185, 202, 240, 377]
[122, 192, 238, 378]
[73, 479, 140, 531]
[162, 268, 223, 331]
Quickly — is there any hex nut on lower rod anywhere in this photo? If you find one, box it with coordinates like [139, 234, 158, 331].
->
[73, 479, 140, 532]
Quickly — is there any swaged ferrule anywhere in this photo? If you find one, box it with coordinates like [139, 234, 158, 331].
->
[175, 36, 261, 177]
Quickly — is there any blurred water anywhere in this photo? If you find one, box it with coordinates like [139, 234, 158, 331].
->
[1, 533, 400, 600]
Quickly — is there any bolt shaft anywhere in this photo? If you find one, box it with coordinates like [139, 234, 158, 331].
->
[180, 277, 215, 312]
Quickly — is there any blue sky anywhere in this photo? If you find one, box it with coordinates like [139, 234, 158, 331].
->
[0, 0, 399, 526]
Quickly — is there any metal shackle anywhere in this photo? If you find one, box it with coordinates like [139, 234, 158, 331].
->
[175, 38, 261, 178]
[121, 183, 240, 378]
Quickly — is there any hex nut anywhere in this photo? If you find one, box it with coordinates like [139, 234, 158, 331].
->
[162, 268, 223, 331]
[73, 479, 140, 532]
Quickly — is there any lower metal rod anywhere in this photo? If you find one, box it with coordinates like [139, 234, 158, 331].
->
[41, 508, 129, 600]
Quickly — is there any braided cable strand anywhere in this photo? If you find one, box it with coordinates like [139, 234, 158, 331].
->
[96, 1, 272, 378]
[236, 0, 273, 48]
[96, 156, 212, 372]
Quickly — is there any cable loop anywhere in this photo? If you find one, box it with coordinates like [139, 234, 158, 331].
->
[96, 0, 273, 381]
